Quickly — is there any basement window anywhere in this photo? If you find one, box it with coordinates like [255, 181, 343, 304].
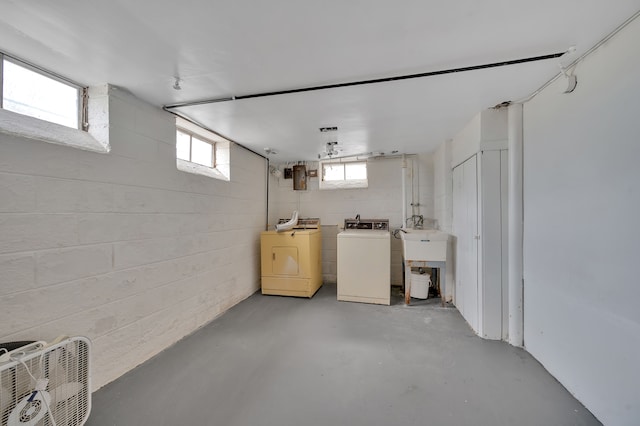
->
[1, 55, 82, 129]
[0, 53, 108, 153]
[175, 117, 230, 181]
[177, 129, 215, 167]
[319, 160, 368, 189]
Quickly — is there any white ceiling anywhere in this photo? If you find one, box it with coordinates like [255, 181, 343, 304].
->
[1, 1, 639, 161]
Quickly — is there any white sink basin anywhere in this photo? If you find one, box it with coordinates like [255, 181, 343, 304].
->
[401, 229, 449, 262]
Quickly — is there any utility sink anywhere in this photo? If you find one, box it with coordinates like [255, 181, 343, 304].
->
[400, 229, 449, 262]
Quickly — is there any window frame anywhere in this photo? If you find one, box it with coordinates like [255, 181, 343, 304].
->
[319, 159, 368, 190]
[176, 127, 216, 168]
[0, 52, 86, 130]
[175, 117, 231, 181]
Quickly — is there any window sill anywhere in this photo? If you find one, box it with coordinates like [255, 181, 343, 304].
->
[177, 158, 230, 181]
[0, 108, 109, 153]
[319, 179, 368, 190]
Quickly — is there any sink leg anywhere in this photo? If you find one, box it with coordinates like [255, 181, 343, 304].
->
[440, 265, 446, 307]
[404, 261, 411, 305]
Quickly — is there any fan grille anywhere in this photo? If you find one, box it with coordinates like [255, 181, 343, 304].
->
[0, 337, 91, 426]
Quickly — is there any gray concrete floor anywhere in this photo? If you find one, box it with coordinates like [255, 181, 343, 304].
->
[87, 284, 600, 426]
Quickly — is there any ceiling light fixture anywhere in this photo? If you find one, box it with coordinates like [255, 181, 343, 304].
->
[326, 142, 338, 157]
[318, 127, 340, 159]
[269, 166, 282, 178]
[318, 141, 339, 159]
[264, 147, 278, 155]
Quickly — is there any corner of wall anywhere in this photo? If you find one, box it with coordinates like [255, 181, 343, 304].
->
[87, 84, 111, 152]
[480, 108, 508, 142]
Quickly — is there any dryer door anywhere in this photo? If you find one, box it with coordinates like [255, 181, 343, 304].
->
[272, 246, 299, 276]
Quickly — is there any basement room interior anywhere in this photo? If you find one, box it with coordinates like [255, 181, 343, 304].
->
[1, 2, 639, 425]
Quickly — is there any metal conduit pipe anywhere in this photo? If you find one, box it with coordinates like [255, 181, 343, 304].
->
[515, 9, 640, 104]
[164, 53, 565, 110]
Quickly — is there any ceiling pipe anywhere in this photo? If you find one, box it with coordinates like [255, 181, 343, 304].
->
[164, 52, 565, 110]
[164, 108, 268, 159]
[515, 9, 640, 103]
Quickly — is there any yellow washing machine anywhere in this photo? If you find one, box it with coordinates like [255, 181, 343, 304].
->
[260, 218, 322, 298]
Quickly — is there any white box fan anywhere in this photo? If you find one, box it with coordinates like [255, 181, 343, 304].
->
[0, 337, 91, 426]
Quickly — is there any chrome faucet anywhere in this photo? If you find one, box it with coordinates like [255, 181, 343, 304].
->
[406, 214, 424, 229]
[355, 214, 360, 224]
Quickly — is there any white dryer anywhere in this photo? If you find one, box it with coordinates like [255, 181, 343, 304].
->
[337, 218, 390, 305]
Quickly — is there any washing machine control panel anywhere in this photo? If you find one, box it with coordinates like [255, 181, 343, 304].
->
[344, 218, 389, 231]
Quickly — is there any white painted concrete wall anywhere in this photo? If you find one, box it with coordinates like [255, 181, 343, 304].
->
[523, 17, 640, 426]
[433, 140, 453, 234]
[0, 85, 266, 390]
[451, 113, 481, 168]
[451, 109, 508, 168]
[268, 155, 434, 285]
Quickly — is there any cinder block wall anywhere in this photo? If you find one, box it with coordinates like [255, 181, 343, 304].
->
[0, 86, 266, 390]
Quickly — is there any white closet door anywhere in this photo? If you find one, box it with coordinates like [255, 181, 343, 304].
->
[453, 155, 479, 330]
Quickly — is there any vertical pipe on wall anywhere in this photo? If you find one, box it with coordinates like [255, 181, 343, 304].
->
[411, 156, 420, 218]
[507, 103, 524, 346]
[265, 158, 270, 230]
[401, 154, 407, 228]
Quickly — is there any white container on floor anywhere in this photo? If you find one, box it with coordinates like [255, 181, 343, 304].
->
[410, 271, 431, 299]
